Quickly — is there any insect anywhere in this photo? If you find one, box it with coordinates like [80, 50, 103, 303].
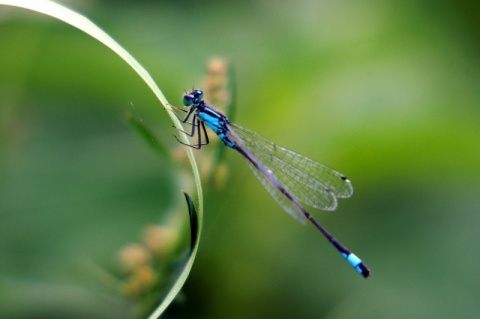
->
[173, 89, 370, 278]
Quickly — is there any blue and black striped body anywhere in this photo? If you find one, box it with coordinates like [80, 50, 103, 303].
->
[196, 104, 236, 149]
[176, 89, 370, 278]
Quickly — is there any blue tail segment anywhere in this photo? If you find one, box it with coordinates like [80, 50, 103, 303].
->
[344, 253, 370, 277]
[331, 238, 370, 278]
[174, 89, 370, 278]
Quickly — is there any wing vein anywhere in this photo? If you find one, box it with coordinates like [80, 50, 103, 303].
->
[229, 123, 353, 211]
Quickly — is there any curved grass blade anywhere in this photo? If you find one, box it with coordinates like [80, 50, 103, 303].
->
[146, 192, 201, 319]
[0, 1, 203, 317]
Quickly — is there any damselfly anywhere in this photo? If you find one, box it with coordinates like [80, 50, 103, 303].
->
[173, 89, 370, 278]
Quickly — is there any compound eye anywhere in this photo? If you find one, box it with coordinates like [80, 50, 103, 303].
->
[183, 94, 194, 106]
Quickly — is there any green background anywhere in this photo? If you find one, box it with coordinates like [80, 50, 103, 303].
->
[1, 1, 479, 318]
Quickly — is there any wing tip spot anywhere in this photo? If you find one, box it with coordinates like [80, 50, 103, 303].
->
[341, 175, 351, 183]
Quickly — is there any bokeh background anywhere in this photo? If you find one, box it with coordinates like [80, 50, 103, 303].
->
[1, 0, 480, 318]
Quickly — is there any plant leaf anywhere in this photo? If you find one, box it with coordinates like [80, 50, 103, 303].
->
[124, 112, 170, 160]
[183, 192, 199, 251]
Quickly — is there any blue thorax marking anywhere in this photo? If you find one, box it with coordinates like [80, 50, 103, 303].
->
[198, 107, 223, 132]
[196, 102, 236, 148]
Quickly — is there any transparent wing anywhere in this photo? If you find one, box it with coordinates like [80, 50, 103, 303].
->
[242, 157, 308, 224]
[229, 123, 353, 211]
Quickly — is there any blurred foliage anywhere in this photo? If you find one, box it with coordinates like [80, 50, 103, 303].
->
[1, 0, 480, 318]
